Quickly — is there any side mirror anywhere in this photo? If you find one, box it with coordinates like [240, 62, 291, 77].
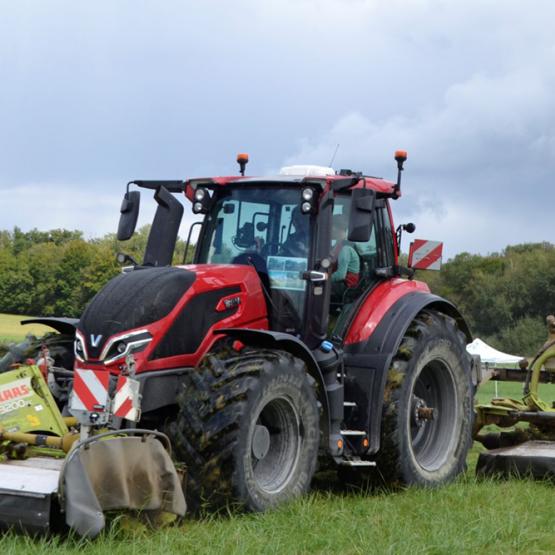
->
[347, 189, 376, 242]
[117, 190, 141, 241]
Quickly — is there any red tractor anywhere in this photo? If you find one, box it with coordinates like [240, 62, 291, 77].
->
[67, 152, 476, 510]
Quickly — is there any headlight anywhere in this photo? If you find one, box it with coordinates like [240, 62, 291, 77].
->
[194, 188, 206, 202]
[301, 201, 312, 214]
[74, 336, 87, 362]
[102, 331, 152, 365]
[302, 187, 314, 201]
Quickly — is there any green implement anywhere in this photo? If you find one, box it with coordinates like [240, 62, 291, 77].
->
[0, 363, 186, 536]
[474, 317, 555, 481]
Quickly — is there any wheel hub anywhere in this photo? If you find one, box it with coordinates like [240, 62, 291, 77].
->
[252, 424, 271, 460]
[249, 396, 302, 494]
[411, 395, 437, 428]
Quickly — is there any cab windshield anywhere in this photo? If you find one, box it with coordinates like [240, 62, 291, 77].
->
[196, 186, 312, 333]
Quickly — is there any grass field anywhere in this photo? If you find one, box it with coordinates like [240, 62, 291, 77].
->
[1, 474, 553, 554]
[0, 313, 53, 343]
[0, 314, 553, 553]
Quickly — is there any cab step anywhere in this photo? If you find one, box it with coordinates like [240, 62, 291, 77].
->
[339, 458, 376, 467]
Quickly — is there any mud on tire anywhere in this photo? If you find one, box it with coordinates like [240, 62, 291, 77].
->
[375, 309, 473, 486]
[173, 348, 319, 512]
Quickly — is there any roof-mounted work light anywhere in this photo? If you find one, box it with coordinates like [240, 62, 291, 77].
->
[300, 186, 316, 214]
[192, 187, 210, 214]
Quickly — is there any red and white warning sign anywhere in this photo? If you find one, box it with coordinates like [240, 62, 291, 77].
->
[70, 368, 110, 413]
[113, 375, 141, 422]
[408, 239, 443, 271]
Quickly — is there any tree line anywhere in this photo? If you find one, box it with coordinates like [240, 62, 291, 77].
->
[0, 227, 553, 356]
[0, 226, 193, 319]
[417, 242, 555, 356]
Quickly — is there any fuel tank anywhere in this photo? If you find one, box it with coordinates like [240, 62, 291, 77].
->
[75, 264, 269, 374]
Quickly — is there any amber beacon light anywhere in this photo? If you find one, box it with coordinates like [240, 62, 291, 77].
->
[237, 153, 249, 176]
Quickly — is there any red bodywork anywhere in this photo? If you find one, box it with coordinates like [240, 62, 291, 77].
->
[75, 265, 268, 375]
[75, 173, 426, 376]
[185, 175, 397, 200]
[343, 278, 430, 345]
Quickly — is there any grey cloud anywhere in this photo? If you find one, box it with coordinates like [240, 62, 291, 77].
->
[0, 0, 553, 257]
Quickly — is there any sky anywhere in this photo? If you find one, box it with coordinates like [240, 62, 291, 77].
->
[0, 0, 553, 259]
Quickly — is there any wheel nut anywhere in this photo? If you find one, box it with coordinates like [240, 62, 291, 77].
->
[417, 407, 436, 421]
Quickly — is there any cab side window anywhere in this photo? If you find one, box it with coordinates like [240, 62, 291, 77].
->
[330, 199, 394, 337]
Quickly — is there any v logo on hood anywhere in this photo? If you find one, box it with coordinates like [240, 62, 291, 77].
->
[90, 334, 103, 348]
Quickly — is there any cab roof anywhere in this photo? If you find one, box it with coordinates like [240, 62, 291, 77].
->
[185, 174, 397, 201]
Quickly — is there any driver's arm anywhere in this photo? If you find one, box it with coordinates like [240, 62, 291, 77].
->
[331, 247, 349, 282]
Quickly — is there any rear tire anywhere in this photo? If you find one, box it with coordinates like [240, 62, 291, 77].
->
[375, 309, 473, 486]
[173, 348, 319, 512]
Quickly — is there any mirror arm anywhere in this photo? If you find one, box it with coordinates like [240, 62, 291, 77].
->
[332, 176, 361, 192]
[131, 180, 186, 193]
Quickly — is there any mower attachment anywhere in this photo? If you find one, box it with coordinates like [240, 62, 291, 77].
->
[0, 364, 186, 536]
[0, 456, 63, 534]
[61, 429, 186, 538]
[477, 441, 555, 482]
[474, 316, 555, 481]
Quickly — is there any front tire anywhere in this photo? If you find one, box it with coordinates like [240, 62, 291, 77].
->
[376, 309, 473, 486]
[174, 349, 319, 512]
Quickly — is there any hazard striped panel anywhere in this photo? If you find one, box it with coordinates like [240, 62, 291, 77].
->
[408, 239, 443, 271]
[70, 368, 110, 412]
[113, 375, 141, 422]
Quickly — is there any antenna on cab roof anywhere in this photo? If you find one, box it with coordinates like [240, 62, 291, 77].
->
[328, 143, 340, 168]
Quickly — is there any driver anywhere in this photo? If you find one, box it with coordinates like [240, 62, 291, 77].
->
[280, 206, 309, 257]
[331, 217, 360, 300]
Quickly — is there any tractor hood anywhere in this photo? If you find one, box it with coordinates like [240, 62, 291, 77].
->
[75, 265, 268, 372]
[77, 267, 195, 359]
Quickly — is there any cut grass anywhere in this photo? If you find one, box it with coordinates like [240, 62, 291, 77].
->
[0, 476, 553, 554]
[0, 313, 53, 343]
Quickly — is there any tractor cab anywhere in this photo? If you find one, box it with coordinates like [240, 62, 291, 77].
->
[117, 153, 407, 350]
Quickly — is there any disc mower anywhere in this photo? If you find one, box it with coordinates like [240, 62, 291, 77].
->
[474, 316, 555, 480]
[0, 152, 479, 535]
[0, 332, 186, 537]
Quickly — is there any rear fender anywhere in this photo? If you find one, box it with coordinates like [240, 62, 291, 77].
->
[344, 290, 471, 454]
[216, 328, 330, 447]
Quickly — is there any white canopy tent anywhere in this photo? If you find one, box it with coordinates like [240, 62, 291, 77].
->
[466, 338, 523, 368]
